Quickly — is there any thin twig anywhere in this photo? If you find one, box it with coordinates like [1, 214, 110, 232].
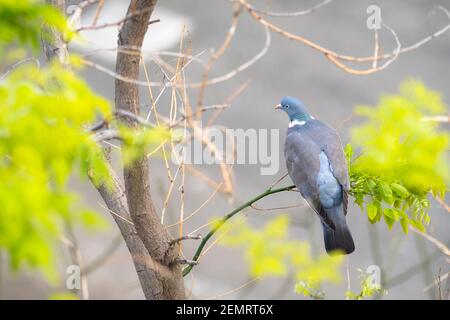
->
[182, 184, 296, 276]
[237, 0, 450, 74]
[204, 277, 260, 300]
[250, 203, 304, 211]
[76, 5, 160, 32]
[207, 80, 251, 126]
[167, 182, 223, 228]
[0, 57, 40, 81]
[434, 196, 450, 212]
[235, 0, 333, 17]
[97, 202, 134, 226]
[169, 235, 202, 246]
[372, 30, 380, 69]
[81, 25, 270, 88]
[410, 227, 450, 257]
[91, 0, 104, 26]
[423, 271, 449, 293]
[197, 4, 242, 110]
[268, 172, 289, 190]
[176, 259, 199, 265]
[422, 115, 450, 123]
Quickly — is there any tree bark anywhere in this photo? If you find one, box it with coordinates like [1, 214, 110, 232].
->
[91, 163, 183, 299]
[114, 0, 185, 299]
[43, 0, 70, 67]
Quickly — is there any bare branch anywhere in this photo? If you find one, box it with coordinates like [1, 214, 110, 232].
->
[0, 57, 40, 81]
[81, 25, 270, 88]
[197, 4, 241, 109]
[422, 115, 450, 123]
[91, 0, 104, 26]
[236, 0, 333, 17]
[237, 0, 450, 74]
[169, 235, 202, 246]
[434, 196, 450, 212]
[175, 259, 198, 266]
[204, 277, 259, 300]
[77, 5, 160, 33]
[410, 227, 450, 258]
[182, 184, 296, 276]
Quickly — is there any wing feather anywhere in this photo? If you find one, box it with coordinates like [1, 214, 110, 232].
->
[307, 121, 350, 215]
[285, 130, 336, 229]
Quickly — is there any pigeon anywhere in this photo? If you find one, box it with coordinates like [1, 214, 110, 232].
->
[275, 96, 355, 255]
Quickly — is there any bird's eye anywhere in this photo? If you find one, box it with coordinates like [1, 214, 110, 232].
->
[285, 105, 289, 109]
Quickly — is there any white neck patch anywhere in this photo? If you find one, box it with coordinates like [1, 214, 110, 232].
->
[289, 119, 306, 128]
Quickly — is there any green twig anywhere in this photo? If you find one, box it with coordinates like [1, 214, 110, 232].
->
[182, 184, 296, 277]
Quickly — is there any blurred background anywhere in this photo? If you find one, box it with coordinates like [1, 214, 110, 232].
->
[2, 0, 450, 299]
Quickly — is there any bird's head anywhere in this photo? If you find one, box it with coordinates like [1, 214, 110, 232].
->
[275, 96, 311, 122]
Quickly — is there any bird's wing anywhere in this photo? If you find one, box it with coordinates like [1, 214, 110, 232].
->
[285, 130, 336, 229]
[308, 121, 350, 214]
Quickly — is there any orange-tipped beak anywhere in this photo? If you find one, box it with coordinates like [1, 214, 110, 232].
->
[274, 104, 282, 110]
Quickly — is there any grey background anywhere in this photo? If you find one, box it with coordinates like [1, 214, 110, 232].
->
[2, 0, 450, 299]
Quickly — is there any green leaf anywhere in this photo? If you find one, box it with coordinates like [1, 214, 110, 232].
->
[409, 219, 426, 233]
[391, 183, 409, 198]
[383, 211, 395, 229]
[218, 215, 343, 294]
[366, 203, 378, 222]
[0, 0, 68, 52]
[383, 208, 398, 221]
[380, 182, 394, 205]
[366, 179, 377, 190]
[349, 79, 449, 232]
[0, 63, 111, 278]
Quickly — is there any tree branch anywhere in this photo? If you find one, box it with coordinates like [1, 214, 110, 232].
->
[182, 184, 296, 276]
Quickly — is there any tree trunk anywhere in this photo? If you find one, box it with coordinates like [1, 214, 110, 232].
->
[114, 0, 185, 299]
[45, 0, 185, 299]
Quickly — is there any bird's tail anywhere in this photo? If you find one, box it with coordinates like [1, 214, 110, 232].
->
[320, 205, 355, 255]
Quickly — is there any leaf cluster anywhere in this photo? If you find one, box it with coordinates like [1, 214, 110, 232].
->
[347, 79, 448, 233]
[219, 215, 344, 298]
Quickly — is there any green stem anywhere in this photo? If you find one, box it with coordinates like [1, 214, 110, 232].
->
[182, 184, 296, 277]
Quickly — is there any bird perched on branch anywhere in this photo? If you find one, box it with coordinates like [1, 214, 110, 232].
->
[275, 96, 355, 255]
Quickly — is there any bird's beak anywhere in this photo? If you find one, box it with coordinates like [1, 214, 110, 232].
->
[274, 104, 281, 110]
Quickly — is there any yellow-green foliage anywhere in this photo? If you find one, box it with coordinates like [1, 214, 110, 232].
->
[0, 1, 171, 281]
[0, 0, 67, 53]
[219, 215, 343, 298]
[120, 125, 171, 166]
[0, 63, 111, 278]
[348, 79, 449, 233]
[345, 268, 387, 300]
[48, 292, 79, 300]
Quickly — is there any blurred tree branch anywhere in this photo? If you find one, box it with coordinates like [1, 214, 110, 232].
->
[43, 0, 70, 67]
